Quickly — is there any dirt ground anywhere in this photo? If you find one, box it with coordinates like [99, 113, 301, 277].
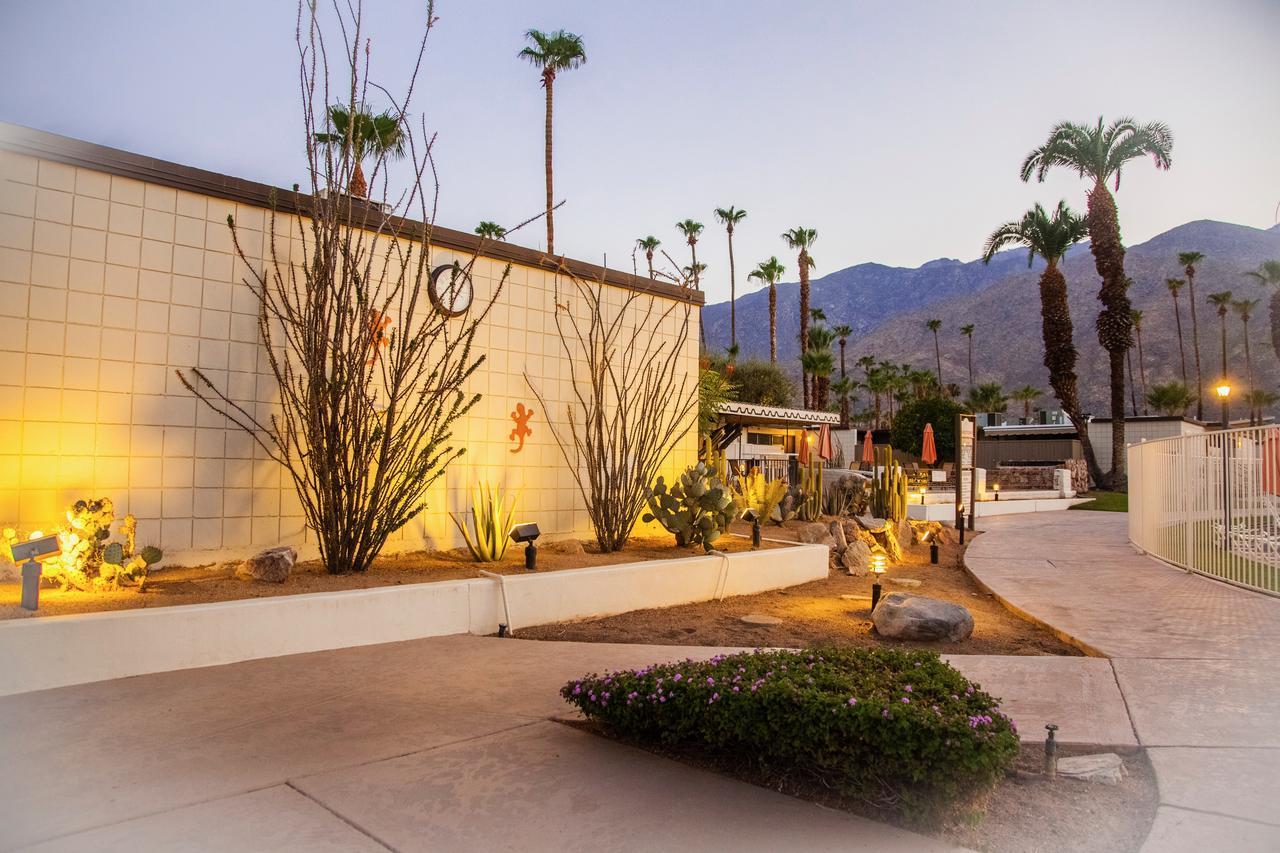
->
[520, 518, 1081, 656]
[0, 535, 780, 620]
[570, 717, 1156, 853]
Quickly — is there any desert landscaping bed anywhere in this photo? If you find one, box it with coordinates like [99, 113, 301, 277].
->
[0, 535, 780, 620]
[520, 519, 1081, 656]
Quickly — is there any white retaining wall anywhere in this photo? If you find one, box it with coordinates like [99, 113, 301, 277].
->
[0, 543, 826, 696]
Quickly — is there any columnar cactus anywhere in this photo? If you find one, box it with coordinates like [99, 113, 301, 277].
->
[797, 456, 824, 521]
[643, 462, 740, 552]
[871, 446, 908, 523]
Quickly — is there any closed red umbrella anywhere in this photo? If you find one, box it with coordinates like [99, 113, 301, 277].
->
[797, 430, 812, 466]
[1265, 431, 1280, 495]
[816, 424, 835, 461]
[861, 430, 875, 464]
[921, 423, 938, 466]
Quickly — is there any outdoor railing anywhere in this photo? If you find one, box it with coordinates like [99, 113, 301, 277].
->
[1128, 424, 1280, 596]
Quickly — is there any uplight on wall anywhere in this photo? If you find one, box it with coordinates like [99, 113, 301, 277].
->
[12, 532, 60, 611]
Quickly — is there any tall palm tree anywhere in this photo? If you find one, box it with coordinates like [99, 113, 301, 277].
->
[1012, 385, 1043, 423]
[925, 319, 943, 385]
[475, 221, 507, 240]
[1146, 381, 1195, 417]
[1178, 251, 1207, 419]
[1245, 390, 1280, 422]
[1232, 298, 1259, 423]
[682, 261, 707, 284]
[518, 29, 586, 255]
[1242, 260, 1280, 364]
[960, 323, 975, 388]
[965, 382, 1009, 415]
[1131, 309, 1149, 415]
[866, 365, 891, 429]
[714, 206, 747, 349]
[636, 236, 661, 279]
[748, 257, 785, 363]
[831, 376, 856, 429]
[982, 200, 1103, 485]
[313, 104, 406, 199]
[1022, 117, 1173, 490]
[1207, 291, 1234, 391]
[805, 326, 837, 409]
[833, 325, 852, 381]
[782, 227, 818, 408]
[1166, 277, 1189, 384]
[675, 220, 704, 288]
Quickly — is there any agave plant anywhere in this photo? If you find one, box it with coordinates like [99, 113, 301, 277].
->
[450, 484, 520, 562]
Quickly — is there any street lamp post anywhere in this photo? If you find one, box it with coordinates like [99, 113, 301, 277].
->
[1217, 384, 1232, 535]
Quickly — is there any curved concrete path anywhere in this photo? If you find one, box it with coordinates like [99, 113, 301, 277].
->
[967, 511, 1280, 853]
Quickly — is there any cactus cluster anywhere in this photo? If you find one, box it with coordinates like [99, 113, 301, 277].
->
[797, 456, 824, 521]
[870, 446, 909, 523]
[643, 462, 740, 552]
[730, 468, 788, 523]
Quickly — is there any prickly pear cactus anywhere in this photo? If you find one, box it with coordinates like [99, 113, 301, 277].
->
[27, 499, 165, 592]
[643, 462, 740, 552]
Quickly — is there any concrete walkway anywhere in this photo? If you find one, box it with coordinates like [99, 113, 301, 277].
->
[967, 511, 1280, 853]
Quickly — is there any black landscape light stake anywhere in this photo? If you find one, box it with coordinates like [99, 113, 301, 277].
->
[870, 553, 886, 610]
[509, 523, 541, 571]
[1044, 723, 1059, 778]
[744, 508, 762, 549]
[956, 504, 966, 546]
[12, 533, 59, 612]
[929, 535, 939, 565]
[992, 482, 1000, 501]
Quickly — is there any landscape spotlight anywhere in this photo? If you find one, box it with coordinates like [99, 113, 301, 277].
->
[743, 508, 762, 549]
[927, 532, 939, 565]
[12, 532, 59, 611]
[918, 486, 927, 505]
[992, 482, 1000, 501]
[509, 522, 541, 571]
[870, 552, 886, 610]
[956, 503, 966, 545]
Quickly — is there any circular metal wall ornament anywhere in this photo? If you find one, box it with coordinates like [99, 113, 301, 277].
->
[428, 262, 475, 317]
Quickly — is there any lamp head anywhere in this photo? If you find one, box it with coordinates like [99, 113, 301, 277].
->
[1216, 384, 1231, 399]
[10, 533, 59, 563]
[870, 553, 887, 575]
[742, 508, 759, 523]
[992, 483, 1000, 492]
[508, 523, 541, 544]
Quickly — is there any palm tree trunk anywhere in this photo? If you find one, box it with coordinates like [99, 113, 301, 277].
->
[1171, 293, 1188, 385]
[690, 242, 699, 289]
[1270, 290, 1280, 367]
[1136, 325, 1149, 414]
[932, 332, 942, 385]
[1220, 314, 1228, 390]
[1127, 348, 1138, 416]
[1243, 318, 1254, 424]
[350, 161, 368, 199]
[1187, 267, 1204, 420]
[769, 284, 777, 363]
[799, 254, 811, 409]
[1037, 262, 1103, 488]
[727, 231, 737, 349]
[543, 75, 555, 254]
[967, 336, 974, 388]
[1086, 179, 1132, 490]
[645, 250, 654, 280]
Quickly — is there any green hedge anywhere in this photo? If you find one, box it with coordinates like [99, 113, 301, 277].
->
[562, 647, 1018, 825]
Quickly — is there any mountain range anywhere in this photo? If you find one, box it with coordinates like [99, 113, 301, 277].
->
[703, 220, 1280, 415]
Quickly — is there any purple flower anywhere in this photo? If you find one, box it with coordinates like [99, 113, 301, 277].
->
[904, 685, 913, 693]
[673, 673, 683, 682]
[847, 697, 858, 706]
[901, 697, 910, 704]
[706, 677, 716, 686]
[732, 686, 740, 693]
[882, 708, 891, 718]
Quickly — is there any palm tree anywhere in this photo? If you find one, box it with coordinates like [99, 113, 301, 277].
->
[1232, 298, 1259, 422]
[1245, 389, 1279, 422]
[518, 29, 586, 255]
[866, 365, 891, 429]
[475, 221, 507, 241]
[782, 227, 818, 408]
[1131, 309, 1149, 415]
[833, 324, 852, 381]
[982, 200, 1102, 485]
[748, 257, 786, 363]
[682, 261, 707, 285]
[1242, 260, 1280, 364]
[714, 207, 747, 349]
[965, 382, 1009, 415]
[1146, 381, 1196, 417]
[925, 319, 943, 385]
[1178, 251, 1207, 419]
[636, 236, 661, 279]
[1208, 292, 1233, 392]
[831, 376, 856, 429]
[1166, 278, 1189, 384]
[960, 323, 975, 388]
[1022, 117, 1173, 490]
[1012, 385, 1043, 423]
[806, 325, 837, 409]
[313, 104, 406, 199]
[675, 220, 704, 288]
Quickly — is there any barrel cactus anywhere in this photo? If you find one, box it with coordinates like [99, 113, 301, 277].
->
[643, 463, 740, 552]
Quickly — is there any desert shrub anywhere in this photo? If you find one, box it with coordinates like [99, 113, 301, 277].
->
[562, 647, 1018, 825]
[890, 396, 963, 460]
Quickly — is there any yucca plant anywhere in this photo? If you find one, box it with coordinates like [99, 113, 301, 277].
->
[450, 484, 520, 562]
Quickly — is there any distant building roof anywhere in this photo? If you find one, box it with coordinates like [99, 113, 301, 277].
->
[981, 423, 1077, 438]
[716, 402, 840, 427]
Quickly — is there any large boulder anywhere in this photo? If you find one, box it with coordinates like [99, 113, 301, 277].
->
[235, 546, 297, 583]
[829, 520, 848, 553]
[872, 593, 974, 642]
[797, 522, 836, 549]
[841, 540, 872, 576]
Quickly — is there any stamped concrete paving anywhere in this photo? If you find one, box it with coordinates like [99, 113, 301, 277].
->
[966, 511, 1280, 853]
[0, 632, 1130, 852]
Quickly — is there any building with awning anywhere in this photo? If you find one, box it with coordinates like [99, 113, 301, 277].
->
[713, 402, 843, 481]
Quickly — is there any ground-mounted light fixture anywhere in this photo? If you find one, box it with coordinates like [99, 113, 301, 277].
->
[926, 532, 939, 565]
[509, 522, 541, 571]
[870, 553, 886, 610]
[992, 482, 1000, 501]
[12, 532, 59, 611]
[918, 487, 927, 505]
[743, 508, 762, 549]
[955, 503, 966, 545]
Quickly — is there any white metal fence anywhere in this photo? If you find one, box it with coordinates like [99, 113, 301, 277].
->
[1128, 424, 1280, 596]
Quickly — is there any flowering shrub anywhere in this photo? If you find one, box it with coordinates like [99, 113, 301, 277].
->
[561, 647, 1018, 824]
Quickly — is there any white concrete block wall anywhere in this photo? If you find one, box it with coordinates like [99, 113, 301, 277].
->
[0, 149, 699, 563]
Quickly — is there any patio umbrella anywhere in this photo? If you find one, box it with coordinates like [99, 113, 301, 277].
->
[862, 430, 875, 464]
[797, 430, 812, 466]
[816, 424, 835, 462]
[921, 423, 938, 466]
[1265, 431, 1280, 495]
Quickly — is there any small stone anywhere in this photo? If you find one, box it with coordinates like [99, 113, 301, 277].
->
[887, 577, 922, 588]
[1057, 753, 1125, 785]
[235, 546, 297, 583]
[741, 614, 783, 626]
[541, 539, 585, 556]
[829, 520, 848, 553]
[872, 593, 974, 642]
[842, 540, 871, 576]
[797, 522, 835, 548]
